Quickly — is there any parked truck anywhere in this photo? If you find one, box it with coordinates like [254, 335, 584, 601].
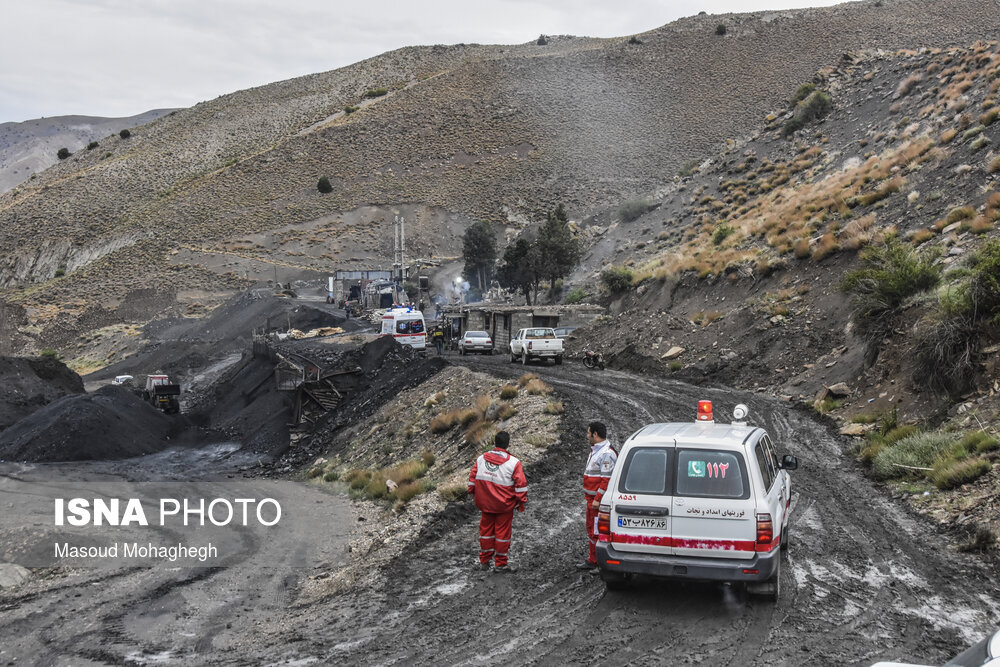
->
[141, 374, 181, 414]
[509, 327, 564, 365]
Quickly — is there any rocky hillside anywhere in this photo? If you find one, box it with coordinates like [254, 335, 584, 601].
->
[1, 0, 998, 355]
[566, 36, 1000, 457]
[0, 110, 173, 194]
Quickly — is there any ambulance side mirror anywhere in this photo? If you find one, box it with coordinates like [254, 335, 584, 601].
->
[780, 455, 798, 471]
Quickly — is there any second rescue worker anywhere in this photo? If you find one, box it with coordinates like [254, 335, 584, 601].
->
[578, 421, 617, 573]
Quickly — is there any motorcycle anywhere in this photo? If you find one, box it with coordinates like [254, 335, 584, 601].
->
[582, 349, 605, 370]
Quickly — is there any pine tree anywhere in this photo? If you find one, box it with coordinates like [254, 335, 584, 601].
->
[497, 238, 540, 305]
[462, 221, 497, 291]
[536, 204, 581, 296]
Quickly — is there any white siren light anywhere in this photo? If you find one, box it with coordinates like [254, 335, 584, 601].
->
[733, 404, 749, 421]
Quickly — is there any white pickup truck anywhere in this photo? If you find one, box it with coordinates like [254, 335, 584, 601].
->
[509, 327, 564, 366]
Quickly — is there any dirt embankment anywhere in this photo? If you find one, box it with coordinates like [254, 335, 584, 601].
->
[0, 356, 84, 431]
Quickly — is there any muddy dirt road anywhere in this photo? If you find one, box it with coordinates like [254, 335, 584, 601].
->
[1, 354, 997, 666]
[281, 355, 999, 666]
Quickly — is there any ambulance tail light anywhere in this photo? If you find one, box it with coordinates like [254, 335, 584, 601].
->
[528, 341, 533, 350]
[755, 513, 773, 551]
[697, 400, 714, 422]
[597, 505, 611, 538]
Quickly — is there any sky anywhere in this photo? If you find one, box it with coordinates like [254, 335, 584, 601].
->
[1, 0, 845, 124]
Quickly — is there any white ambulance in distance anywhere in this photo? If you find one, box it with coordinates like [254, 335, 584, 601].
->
[380, 306, 427, 352]
[596, 401, 797, 600]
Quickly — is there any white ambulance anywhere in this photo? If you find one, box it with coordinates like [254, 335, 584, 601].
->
[595, 400, 797, 600]
[380, 306, 427, 352]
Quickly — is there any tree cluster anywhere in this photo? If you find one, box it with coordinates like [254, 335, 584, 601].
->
[497, 204, 581, 305]
[460, 205, 581, 305]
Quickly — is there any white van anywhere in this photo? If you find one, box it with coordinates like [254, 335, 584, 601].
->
[380, 306, 427, 352]
[596, 401, 797, 600]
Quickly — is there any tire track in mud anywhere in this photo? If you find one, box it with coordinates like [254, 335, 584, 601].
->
[298, 355, 999, 667]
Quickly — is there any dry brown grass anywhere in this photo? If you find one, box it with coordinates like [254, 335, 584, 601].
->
[463, 418, 494, 446]
[940, 128, 958, 144]
[458, 408, 479, 427]
[497, 404, 517, 421]
[812, 233, 839, 261]
[989, 156, 1000, 174]
[911, 228, 935, 245]
[969, 216, 993, 235]
[525, 378, 553, 396]
[429, 410, 460, 434]
[896, 73, 923, 98]
[474, 395, 492, 417]
[517, 373, 538, 387]
[544, 400, 564, 415]
[793, 238, 811, 259]
[499, 384, 519, 400]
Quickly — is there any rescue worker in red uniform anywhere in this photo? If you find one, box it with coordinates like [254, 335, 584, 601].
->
[577, 421, 617, 572]
[468, 431, 528, 572]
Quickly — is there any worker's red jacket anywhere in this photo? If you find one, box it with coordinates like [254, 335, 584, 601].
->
[468, 448, 528, 514]
[583, 439, 618, 504]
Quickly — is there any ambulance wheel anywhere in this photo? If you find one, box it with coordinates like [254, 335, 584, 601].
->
[749, 558, 780, 602]
[780, 521, 790, 552]
[600, 569, 629, 591]
[555, 355, 563, 365]
[521, 353, 528, 365]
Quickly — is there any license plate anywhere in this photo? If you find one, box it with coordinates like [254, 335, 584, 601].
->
[618, 516, 668, 530]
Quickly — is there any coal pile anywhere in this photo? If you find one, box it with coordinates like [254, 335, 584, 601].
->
[198, 355, 295, 459]
[293, 337, 446, 464]
[0, 356, 85, 431]
[0, 386, 198, 463]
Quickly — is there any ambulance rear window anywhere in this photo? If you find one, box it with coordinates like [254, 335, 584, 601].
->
[618, 447, 672, 495]
[675, 449, 750, 499]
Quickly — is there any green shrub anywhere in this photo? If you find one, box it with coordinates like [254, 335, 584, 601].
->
[119, 129, 131, 139]
[344, 105, 360, 114]
[537, 34, 548, 46]
[363, 87, 388, 98]
[308, 467, 323, 479]
[317, 176, 333, 193]
[884, 424, 919, 445]
[323, 471, 339, 482]
[930, 458, 991, 490]
[971, 136, 991, 152]
[713, 223, 735, 246]
[619, 198, 654, 222]
[54, 268, 65, 277]
[86, 141, 99, 150]
[57, 147, 71, 160]
[715, 24, 727, 35]
[669, 361, 682, 372]
[565, 288, 588, 304]
[963, 125, 985, 141]
[871, 432, 953, 480]
[601, 266, 634, 294]
[841, 238, 940, 346]
[783, 90, 833, 137]
[961, 431, 999, 453]
[792, 83, 816, 105]
[678, 160, 699, 177]
[39, 349, 59, 359]
[627, 35, 643, 45]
